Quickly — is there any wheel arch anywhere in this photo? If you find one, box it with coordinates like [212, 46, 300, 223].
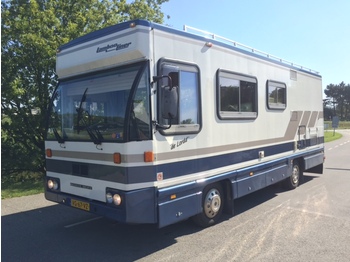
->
[221, 179, 234, 215]
[295, 157, 305, 172]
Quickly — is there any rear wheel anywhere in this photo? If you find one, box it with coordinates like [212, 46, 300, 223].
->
[284, 160, 303, 190]
[193, 183, 224, 227]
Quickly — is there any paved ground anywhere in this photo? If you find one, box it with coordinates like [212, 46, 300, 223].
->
[2, 130, 350, 262]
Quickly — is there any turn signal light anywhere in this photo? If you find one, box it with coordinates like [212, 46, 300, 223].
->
[113, 153, 121, 164]
[46, 149, 52, 158]
[144, 151, 154, 162]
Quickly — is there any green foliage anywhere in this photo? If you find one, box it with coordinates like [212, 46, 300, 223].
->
[324, 121, 350, 130]
[1, 171, 44, 199]
[324, 82, 350, 121]
[1, 0, 169, 178]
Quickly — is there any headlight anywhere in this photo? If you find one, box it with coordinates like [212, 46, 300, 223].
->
[113, 194, 122, 206]
[47, 179, 59, 190]
[106, 192, 122, 206]
[106, 193, 113, 204]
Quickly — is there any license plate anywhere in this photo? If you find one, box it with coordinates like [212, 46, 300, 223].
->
[71, 199, 90, 211]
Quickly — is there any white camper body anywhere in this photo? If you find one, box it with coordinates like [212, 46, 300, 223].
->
[45, 20, 324, 228]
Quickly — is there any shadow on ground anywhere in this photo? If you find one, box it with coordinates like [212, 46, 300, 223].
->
[1, 174, 318, 262]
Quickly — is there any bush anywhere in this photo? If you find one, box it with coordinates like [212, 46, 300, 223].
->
[324, 121, 350, 130]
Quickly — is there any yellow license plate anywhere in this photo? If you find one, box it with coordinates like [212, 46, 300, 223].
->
[71, 199, 90, 211]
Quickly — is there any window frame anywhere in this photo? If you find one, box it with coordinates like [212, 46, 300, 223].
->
[266, 80, 287, 110]
[216, 69, 258, 120]
[47, 61, 151, 143]
[157, 58, 202, 136]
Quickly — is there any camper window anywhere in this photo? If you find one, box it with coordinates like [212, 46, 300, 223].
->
[158, 59, 201, 135]
[266, 80, 286, 110]
[217, 70, 258, 119]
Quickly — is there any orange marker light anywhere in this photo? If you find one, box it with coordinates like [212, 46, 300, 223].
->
[144, 151, 154, 162]
[113, 153, 121, 164]
[46, 149, 52, 158]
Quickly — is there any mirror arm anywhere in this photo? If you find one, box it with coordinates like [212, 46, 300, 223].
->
[152, 120, 172, 130]
[152, 75, 173, 89]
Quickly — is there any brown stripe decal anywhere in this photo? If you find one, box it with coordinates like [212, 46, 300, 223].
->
[308, 111, 318, 128]
[283, 111, 302, 140]
[318, 111, 324, 119]
[298, 111, 310, 135]
[300, 111, 311, 126]
[49, 110, 322, 163]
[52, 150, 114, 162]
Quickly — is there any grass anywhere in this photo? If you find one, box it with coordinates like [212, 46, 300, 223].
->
[324, 120, 348, 142]
[324, 121, 350, 129]
[1, 172, 44, 199]
[324, 130, 342, 143]
[1, 180, 44, 199]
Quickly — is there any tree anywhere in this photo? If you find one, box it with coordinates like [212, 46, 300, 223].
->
[324, 82, 350, 120]
[1, 0, 169, 176]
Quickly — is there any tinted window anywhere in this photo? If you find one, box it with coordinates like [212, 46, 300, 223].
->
[217, 70, 257, 119]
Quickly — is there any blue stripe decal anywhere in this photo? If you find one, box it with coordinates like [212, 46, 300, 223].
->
[47, 141, 306, 184]
[157, 142, 294, 180]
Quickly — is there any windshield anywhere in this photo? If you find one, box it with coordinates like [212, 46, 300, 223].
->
[47, 62, 151, 143]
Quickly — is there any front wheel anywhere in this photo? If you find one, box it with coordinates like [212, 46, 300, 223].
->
[283, 160, 303, 190]
[193, 183, 224, 227]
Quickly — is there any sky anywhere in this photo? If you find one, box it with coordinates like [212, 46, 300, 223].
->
[161, 0, 350, 93]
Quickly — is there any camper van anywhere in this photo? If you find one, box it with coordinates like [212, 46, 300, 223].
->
[45, 20, 324, 228]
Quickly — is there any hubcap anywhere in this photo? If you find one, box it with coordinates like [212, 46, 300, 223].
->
[204, 188, 221, 218]
[291, 165, 300, 185]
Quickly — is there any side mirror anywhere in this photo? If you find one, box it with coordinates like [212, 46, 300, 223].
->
[161, 85, 178, 119]
[153, 73, 179, 120]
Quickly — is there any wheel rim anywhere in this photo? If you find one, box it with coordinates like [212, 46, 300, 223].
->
[203, 188, 222, 218]
[291, 164, 300, 185]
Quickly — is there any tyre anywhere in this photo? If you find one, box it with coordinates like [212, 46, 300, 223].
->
[193, 183, 224, 227]
[283, 160, 303, 190]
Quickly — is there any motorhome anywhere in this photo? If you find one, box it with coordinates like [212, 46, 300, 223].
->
[45, 20, 324, 228]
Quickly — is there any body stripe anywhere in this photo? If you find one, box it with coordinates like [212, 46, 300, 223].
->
[308, 111, 318, 128]
[46, 139, 323, 185]
[49, 110, 322, 164]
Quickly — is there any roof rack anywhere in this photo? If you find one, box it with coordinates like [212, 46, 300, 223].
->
[183, 25, 319, 75]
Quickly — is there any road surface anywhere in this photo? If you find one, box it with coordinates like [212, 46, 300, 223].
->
[2, 130, 350, 261]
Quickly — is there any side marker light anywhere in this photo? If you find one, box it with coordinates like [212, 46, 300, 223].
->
[46, 149, 52, 158]
[144, 151, 154, 162]
[113, 153, 121, 164]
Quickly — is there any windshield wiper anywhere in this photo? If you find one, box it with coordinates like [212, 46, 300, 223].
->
[53, 128, 65, 144]
[85, 125, 104, 145]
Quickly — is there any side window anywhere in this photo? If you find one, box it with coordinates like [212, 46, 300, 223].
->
[217, 69, 257, 119]
[158, 60, 201, 135]
[266, 80, 286, 110]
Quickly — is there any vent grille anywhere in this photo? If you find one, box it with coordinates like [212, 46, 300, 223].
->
[72, 163, 88, 176]
[290, 70, 297, 80]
